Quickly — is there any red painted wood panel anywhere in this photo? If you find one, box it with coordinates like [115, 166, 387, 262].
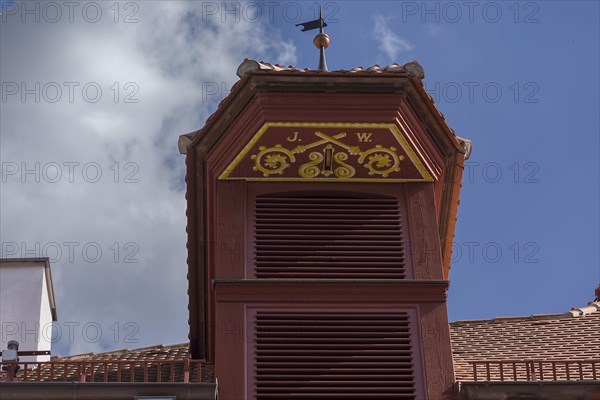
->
[254, 193, 406, 279]
[406, 183, 444, 281]
[251, 310, 417, 399]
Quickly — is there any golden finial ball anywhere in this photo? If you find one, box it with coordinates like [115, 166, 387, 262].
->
[313, 33, 330, 49]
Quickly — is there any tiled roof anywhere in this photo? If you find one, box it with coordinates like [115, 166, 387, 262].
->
[53, 342, 190, 362]
[11, 302, 599, 383]
[6, 343, 214, 383]
[235, 59, 425, 78]
[450, 302, 600, 380]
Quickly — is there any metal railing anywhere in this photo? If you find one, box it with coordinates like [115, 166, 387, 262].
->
[1, 359, 204, 383]
[469, 359, 600, 382]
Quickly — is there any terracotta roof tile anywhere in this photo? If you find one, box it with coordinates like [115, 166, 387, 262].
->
[4, 343, 214, 383]
[235, 59, 425, 78]
[450, 302, 600, 380]
[53, 343, 190, 362]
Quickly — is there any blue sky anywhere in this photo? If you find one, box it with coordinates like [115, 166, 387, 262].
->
[0, 1, 598, 355]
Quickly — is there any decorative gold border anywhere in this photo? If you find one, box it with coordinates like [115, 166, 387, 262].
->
[218, 122, 434, 182]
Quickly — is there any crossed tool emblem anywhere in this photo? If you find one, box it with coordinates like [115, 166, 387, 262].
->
[251, 130, 404, 178]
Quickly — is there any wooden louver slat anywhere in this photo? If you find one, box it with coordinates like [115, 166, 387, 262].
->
[255, 194, 405, 279]
[253, 311, 416, 399]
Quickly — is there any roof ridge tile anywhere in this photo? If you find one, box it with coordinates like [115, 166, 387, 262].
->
[235, 59, 425, 79]
[570, 301, 600, 316]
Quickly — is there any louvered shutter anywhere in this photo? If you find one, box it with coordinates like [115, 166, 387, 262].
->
[252, 310, 417, 399]
[254, 194, 406, 279]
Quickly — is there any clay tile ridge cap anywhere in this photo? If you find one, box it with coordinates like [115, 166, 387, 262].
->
[236, 58, 425, 79]
[569, 301, 600, 317]
[53, 342, 189, 360]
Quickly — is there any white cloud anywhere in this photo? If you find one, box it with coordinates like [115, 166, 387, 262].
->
[372, 15, 414, 61]
[275, 40, 298, 66]
[0, 2, 296, 355]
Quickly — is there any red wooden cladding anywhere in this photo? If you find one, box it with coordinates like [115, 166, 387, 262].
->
[254, 194, 406, 279]
[253, 311, 416, 399]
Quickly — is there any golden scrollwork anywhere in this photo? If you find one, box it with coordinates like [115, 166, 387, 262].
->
[251, 145, 295, 177]
[250, 130, 403, 179]
[358, 145, 405, 177]
[219, 122, 434, 182]
[298, 151, 323, 178]
[333, 152, 356, 178]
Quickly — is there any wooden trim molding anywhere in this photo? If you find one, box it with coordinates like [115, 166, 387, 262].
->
[213, 279, 448, 303]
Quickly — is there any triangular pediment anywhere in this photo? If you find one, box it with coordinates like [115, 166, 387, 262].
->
[218, 122, 433, 182]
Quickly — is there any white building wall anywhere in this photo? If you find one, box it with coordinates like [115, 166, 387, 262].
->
[37, 270, 52, 362]
[0, 260, 55, 362]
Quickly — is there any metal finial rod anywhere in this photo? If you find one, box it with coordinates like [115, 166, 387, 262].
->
[318, 46, 328, 72]
[319, 5, 324, 33]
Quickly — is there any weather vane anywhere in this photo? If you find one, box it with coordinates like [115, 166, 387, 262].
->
[296, 5, 330, 71]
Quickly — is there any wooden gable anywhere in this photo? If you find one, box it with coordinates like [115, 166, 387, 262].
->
[219, 122, 432, 182]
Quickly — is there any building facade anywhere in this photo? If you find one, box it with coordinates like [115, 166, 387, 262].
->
[1, 59, 598, 400]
